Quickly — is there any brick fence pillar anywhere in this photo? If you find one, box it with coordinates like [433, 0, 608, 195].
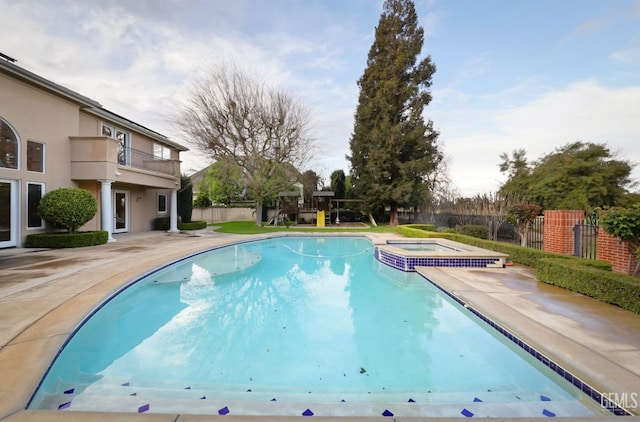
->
[543, 210, 585, 255]
[597, 227, 639, 275]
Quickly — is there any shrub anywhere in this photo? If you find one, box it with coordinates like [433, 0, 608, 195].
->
[397, 225, 454, 240]
[38, 188, 97, 233]
[193, 192, 212, 208]
[409, 224, 437, 232]
[178, 174, 193, 224]
[153, 217, 170, 230]
[179, 221, 207, 230]
[598, 205, 640, 276]
[25, 231, 108, 248]
[459, 224, 488, 239]
[152, 217, 207, 231]
[441, 228, 458, 234]
[537, 258, 640, 314]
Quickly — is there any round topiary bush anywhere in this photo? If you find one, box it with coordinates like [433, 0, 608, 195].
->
[38, 187, 98, 233]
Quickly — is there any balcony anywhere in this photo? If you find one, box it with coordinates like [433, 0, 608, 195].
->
[118, 145, 177, 176]
[70, 136, 180, 189]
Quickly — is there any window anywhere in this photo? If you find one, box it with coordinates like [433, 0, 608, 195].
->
[153, 143, 171, 160]
[158, 193, 167, 214]
[27, 182, 45, 228]
[27, 141, 44, 172]
[102, 123, 130, 165]
[101, 125, 112, 137]
[0, 118, 19, 169]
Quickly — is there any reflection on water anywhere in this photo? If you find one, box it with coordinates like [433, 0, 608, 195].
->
[34, 237, 575, 403]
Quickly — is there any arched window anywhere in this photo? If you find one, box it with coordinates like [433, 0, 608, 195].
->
[0, 118, 19, 169]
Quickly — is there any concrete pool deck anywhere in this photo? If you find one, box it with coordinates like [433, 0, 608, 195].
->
[0, 229, 638, 421]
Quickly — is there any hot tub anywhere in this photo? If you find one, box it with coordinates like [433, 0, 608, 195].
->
[375, 238, 508, 272]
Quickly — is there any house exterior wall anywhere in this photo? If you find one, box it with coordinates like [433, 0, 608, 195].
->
[0, 72, 80, 189]
[1, 72, 83, 244]
[0, 59, 186, 247]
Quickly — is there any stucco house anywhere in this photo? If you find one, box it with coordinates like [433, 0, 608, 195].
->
[0, 55, 188, 248]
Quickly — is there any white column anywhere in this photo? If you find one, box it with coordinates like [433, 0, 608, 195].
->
[168, 188, 180, 234]
[99, 180, 116, 242]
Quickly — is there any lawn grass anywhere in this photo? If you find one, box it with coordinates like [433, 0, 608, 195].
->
[212, 221, 397, 234]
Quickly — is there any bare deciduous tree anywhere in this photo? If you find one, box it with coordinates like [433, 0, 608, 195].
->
[178, 65, 314, 225]
[474, 192, 517, 241]
[450, 192, 517, 239]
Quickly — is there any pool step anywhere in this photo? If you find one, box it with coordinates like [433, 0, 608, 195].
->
[47, 374, 573, 403]
[36, 391, 597, 418]
[34, 379, 599, 418]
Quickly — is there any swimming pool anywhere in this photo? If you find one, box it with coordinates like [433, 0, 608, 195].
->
[29, 236, 605, 417]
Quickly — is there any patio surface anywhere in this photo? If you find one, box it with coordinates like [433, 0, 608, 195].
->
[0, 228, 638, 421]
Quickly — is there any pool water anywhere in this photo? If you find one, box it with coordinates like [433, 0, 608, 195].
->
[29, 236, 600, 417]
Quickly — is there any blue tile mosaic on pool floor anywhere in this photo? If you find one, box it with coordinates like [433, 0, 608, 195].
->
[49, 379, 612, 418]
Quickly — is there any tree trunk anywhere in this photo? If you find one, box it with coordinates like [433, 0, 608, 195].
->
[519, 227, 529, 247]
[255, 200, 263, 226]
[389, 202, 398, 227]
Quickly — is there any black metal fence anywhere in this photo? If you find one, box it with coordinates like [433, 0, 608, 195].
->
[401, 212, 545, 250]
[401, 211, 602, 260]
[573, 214, 599, 260]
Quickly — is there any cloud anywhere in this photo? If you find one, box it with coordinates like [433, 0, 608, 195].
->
[496, 80, 640, 147]
[628, 0, 640, 19]
[446, 54, 492, 89]
[611, 34, 640, 65]
[559, 17, 611, 45]
[440, 80, 640, 196]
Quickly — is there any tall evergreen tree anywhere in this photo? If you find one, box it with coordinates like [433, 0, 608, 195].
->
[330, 169, 346, 199]
[347, 0, 440, 226]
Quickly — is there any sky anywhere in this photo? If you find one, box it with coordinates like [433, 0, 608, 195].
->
[2, 0, 640, 197]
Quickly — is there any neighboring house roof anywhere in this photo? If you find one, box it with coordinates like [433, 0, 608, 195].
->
[189, 164, 213, 182]
[0, 57, 188, 152]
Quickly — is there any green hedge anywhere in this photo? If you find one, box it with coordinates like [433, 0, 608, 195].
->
[152, 217, 169, 230]
[408, 224, 437, 232]
[179, 221, 207, 230]
[396, 225, 453, 239]
[25, 231, 108, 248]
[459, 224, 489, 239]
[537, 258, 640, 313]
[153, 217, 207, 231]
